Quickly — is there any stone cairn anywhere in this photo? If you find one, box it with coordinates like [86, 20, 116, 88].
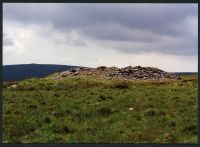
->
[57, 66, 181, 80]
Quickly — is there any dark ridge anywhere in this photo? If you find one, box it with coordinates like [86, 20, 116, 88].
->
[3, 64, 79, 81]
[171, 72, 198, 76]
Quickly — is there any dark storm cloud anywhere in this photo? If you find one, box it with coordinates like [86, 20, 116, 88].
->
[3, 4, 197, 33]
[3, 3, 198, 55]
[81, 24, 161, 43]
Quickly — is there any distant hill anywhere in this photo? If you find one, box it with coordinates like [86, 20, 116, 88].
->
[3, 64, 197, 82]
[171, 72, 198, 76]
[3, 64, 79, 81]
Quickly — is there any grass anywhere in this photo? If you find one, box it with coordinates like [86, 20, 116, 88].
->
[2, 74, 198, 143]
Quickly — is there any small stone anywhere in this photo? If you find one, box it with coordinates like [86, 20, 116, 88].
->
[70, 69, 77, 72]
[128, 107, 133, 111]
[87, 72, 92, 75]
[9, 84, 17, 89]
[73, 72, 79, 75]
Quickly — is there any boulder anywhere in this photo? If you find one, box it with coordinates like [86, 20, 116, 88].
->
[9, 84, 17, 89]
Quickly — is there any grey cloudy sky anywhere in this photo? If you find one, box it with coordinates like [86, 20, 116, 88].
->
[3, 3, 198, 72]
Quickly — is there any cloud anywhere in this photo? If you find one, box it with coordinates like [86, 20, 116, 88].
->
[3, 3, 197, 55]
[3, 3, 198, 71]
[3, 4, 197, 34]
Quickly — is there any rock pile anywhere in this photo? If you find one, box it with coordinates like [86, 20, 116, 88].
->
[57, 66, 181, 80]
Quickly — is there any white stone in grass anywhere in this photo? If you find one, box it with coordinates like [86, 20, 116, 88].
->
[128, 107, 133, 111]
[10, 84, 17, 89]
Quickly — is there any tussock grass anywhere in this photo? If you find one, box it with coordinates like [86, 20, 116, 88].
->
[2, 75, 198, 143]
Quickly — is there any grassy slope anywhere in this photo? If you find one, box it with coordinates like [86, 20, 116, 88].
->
[2, 75, 198, 143]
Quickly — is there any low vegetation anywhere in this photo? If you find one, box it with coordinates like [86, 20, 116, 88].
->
[2, 74, 198, 143]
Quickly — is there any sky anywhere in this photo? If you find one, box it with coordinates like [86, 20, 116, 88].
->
[3, 3, 198, 72]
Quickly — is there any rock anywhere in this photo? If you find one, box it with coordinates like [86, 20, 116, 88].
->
[54, 65, 181, 80]
[128, 107, 133, 111]
[9, 84, 17, 89]
[73, 72, 79, 75]
[70, 69, 77, 72]
[87, 72, 92, 75]
[61, 71, 70, 77]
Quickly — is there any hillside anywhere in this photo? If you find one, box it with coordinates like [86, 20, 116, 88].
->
[3, 69, 198, 143]
[3, 64, 78, 81]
